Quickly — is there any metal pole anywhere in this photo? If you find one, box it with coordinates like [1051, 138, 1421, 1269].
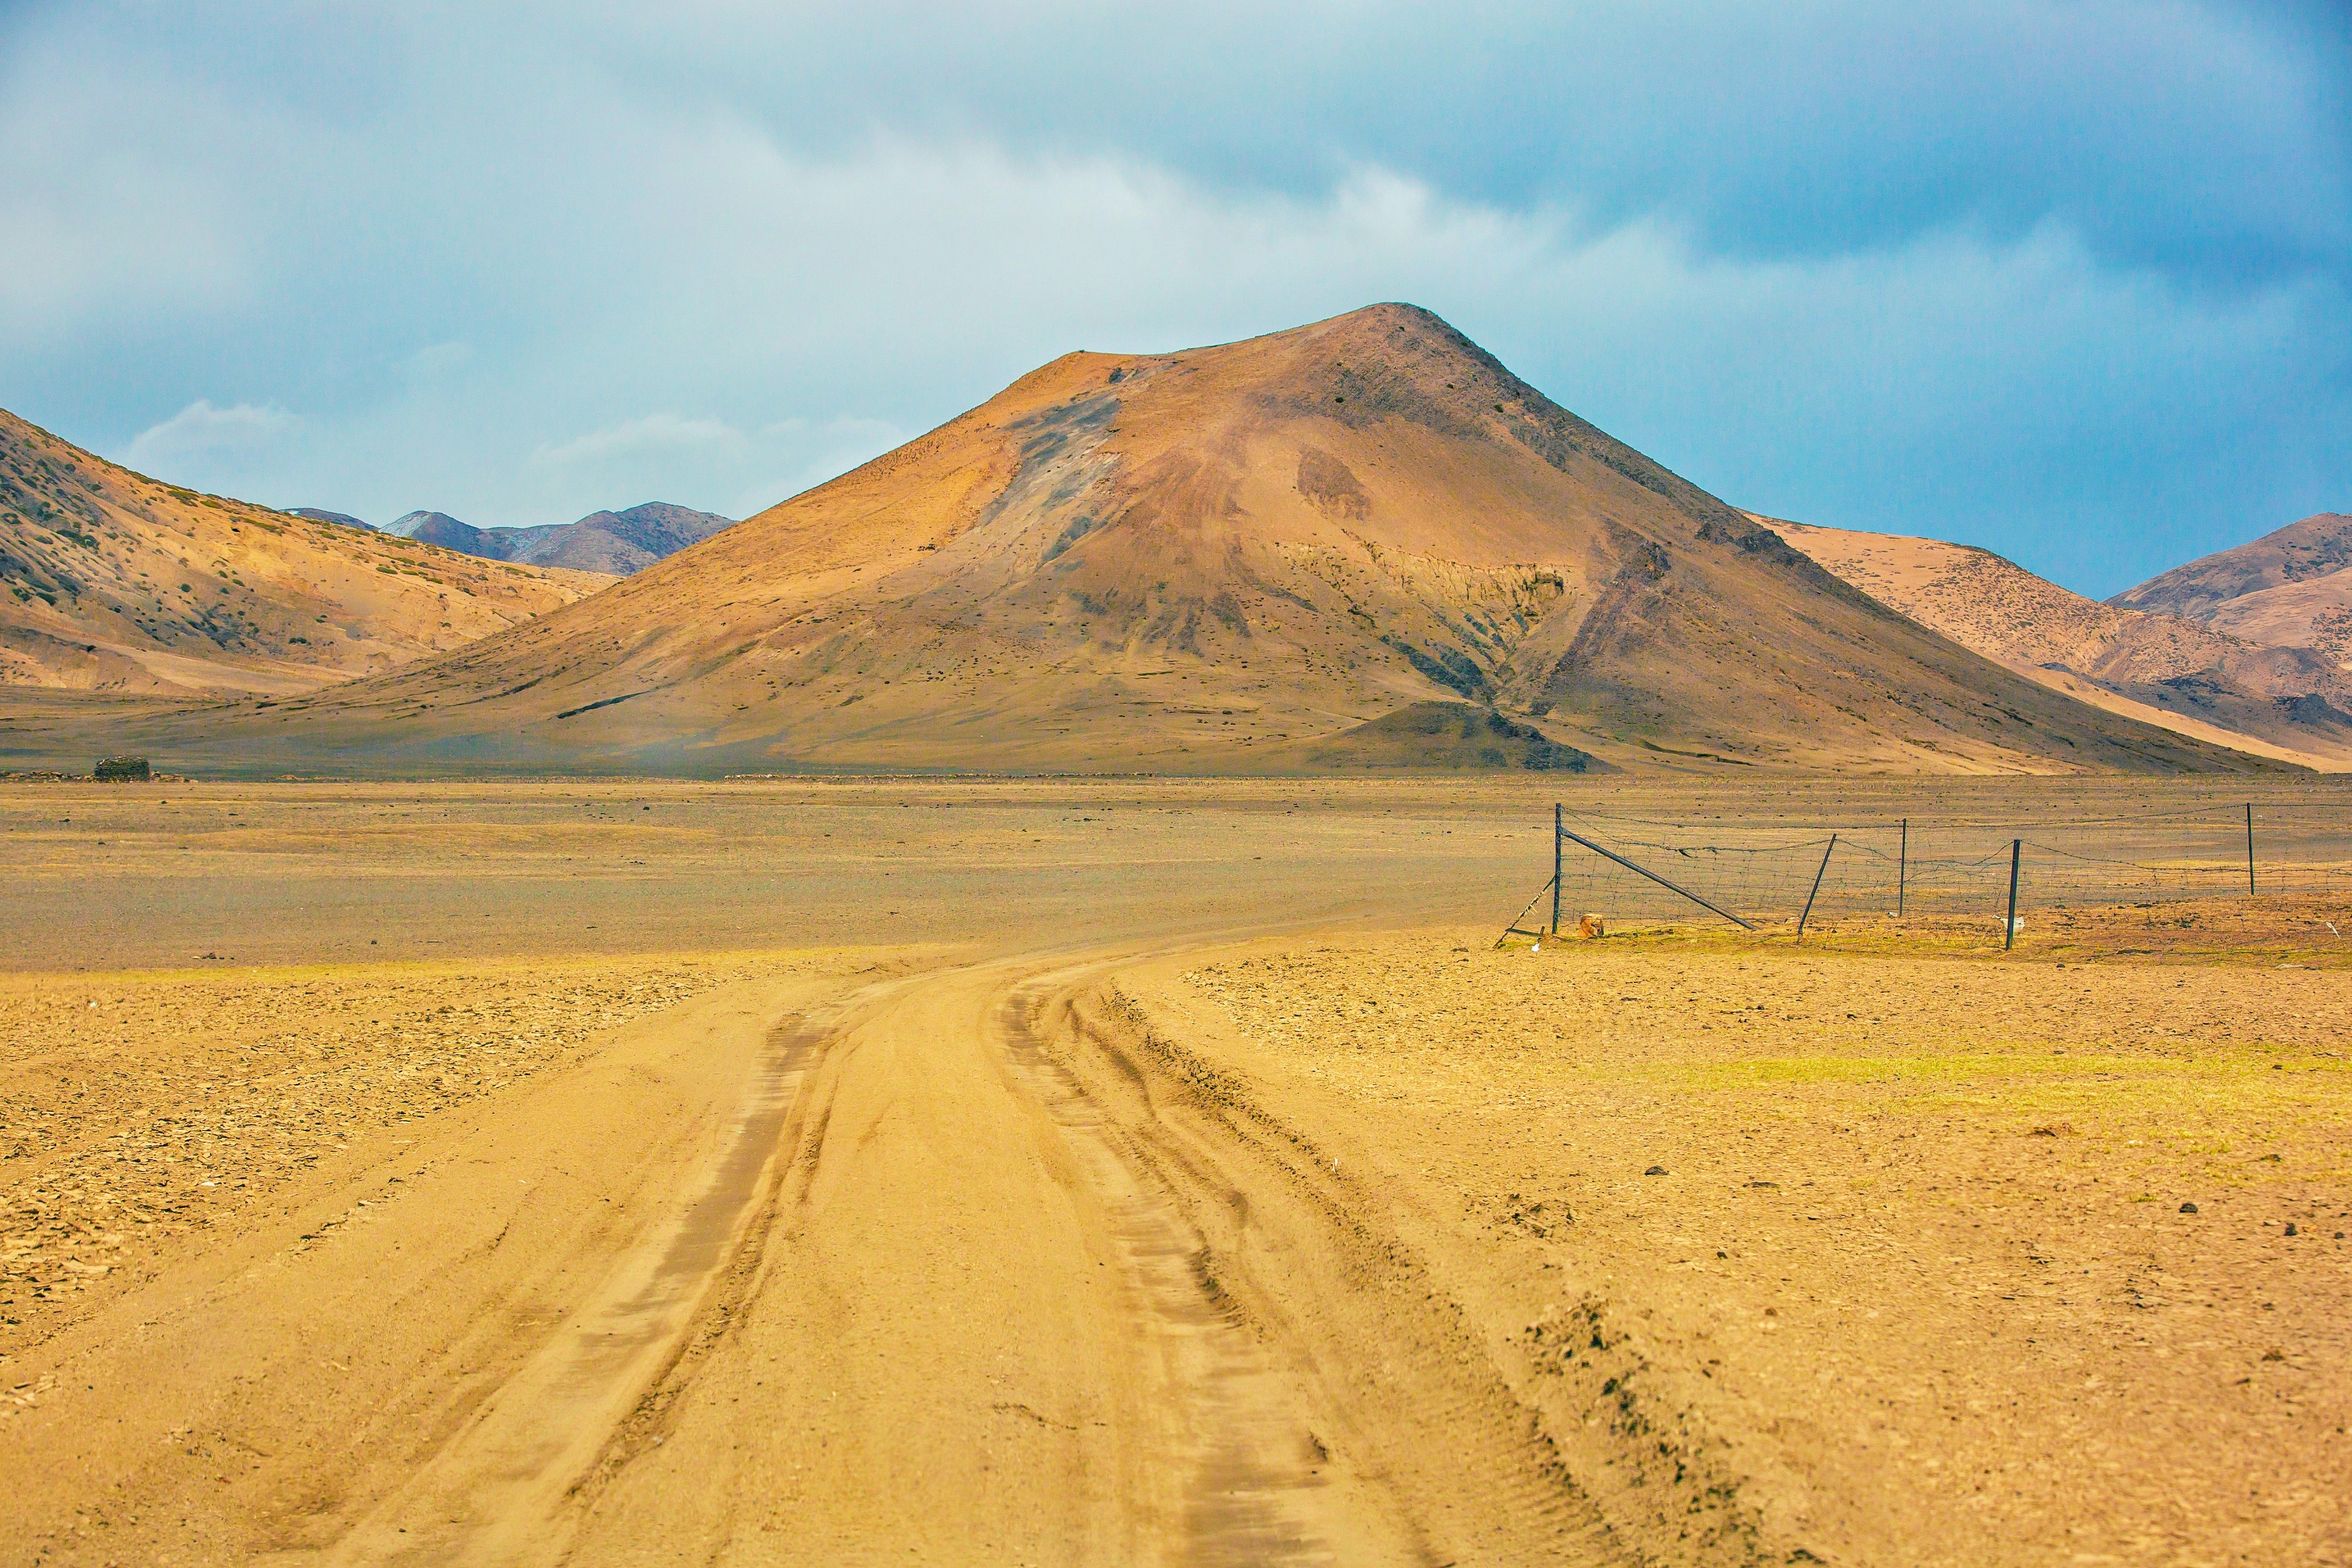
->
[2246, 803, 2256, 896]
[1898, 818, 1908, 916]
[1552, 803, 1564, 936]
[2005, 838, 2021, 951]
[1558, 826, 1757, 931]
[1798, 833, 1837, 940]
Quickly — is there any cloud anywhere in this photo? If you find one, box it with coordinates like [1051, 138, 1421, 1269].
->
[0, 45, 252, 344]
[119, 400, 299, 472]
[581, 0, 2349, 289]
[0, 4, 2342, 589]
[531, 414, 744, 470]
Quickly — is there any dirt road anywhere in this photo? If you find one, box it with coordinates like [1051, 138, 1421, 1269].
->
[8, 779, 2346, 1565]
[4, 940, 1633, 1566]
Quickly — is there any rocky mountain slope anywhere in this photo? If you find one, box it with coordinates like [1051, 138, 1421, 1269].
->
[54, 305, 2284, 775]
[2110, 513, 2352, 668]
[1779, 521, 2352, 768]
[0, 409, 612, 697]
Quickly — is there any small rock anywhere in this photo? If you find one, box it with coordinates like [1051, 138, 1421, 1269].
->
[1644, 1165, 1666, 1176]
[2179, 1201, 2199, 1215]
[2285, 1222, 2298, 1236]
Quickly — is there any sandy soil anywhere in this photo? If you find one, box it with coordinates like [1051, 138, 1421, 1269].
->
[0, 951, 842, 1357]
[1117, 935, 2351, 1564]
[2, 777, 2347, 1565]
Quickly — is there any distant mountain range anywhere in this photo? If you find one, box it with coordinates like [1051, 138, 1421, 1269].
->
[295, 503, 735, 575]
[5, 322, 2338, 779]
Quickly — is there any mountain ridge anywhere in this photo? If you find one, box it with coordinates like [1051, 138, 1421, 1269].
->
[377, 502, 735, 574]
[1776, 519, 2352, 769]
[0, 408, 612, 697]
[2109, 513, 2352, 667]
[17, 305, 2290, 775]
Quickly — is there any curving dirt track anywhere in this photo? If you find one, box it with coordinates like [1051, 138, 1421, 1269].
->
[3, 939, 1638, 1566]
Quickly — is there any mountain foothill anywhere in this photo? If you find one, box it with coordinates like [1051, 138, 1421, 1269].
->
[0, 411, 609, 700]
[2, 306, 2341, 775]
[1777, 520, 2352, 771]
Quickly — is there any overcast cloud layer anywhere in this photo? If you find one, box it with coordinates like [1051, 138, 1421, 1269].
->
[2, 1, 2345, 595]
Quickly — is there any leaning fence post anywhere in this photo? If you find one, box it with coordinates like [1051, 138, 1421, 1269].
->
[2246, 803, 2256, 896]
[1898, 817, 1908, 916]
[2005, 838, 2022, 951]
[1552, 802, 1564, 936]
[1557, 826, 1757, 930]
[1798, 833, 1837, 940]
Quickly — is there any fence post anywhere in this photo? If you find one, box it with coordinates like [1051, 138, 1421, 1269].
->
[2246, 803, 2256, 896]
[1552, 802, 1563, 936]
[2005, 838, 2022, 951]
[1898, 817, 1908, 916]
[1798, 833, 1837, 940]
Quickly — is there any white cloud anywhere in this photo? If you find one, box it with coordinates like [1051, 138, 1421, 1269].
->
[530, 414, 744, 470]
[2, 6, 2338, 585]
[119, 400, 300, 473]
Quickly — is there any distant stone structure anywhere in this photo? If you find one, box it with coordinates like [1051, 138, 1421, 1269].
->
[94, 755, 151, 782]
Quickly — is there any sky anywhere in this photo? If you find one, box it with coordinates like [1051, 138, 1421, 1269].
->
[1, 2, 2346, 597]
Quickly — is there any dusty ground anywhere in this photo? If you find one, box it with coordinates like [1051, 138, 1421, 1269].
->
[0, 951, 852, 1358]
[1127, 934, 2351, 1565]
[1, 777, 2348, 1565]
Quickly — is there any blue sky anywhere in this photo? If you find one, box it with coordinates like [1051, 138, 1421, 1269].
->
[2, 2, 2345, 596]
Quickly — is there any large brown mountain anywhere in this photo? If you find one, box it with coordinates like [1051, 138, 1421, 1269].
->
[53, 305, 2284, 776]
[1778, 521, 2352, 769]
[0, 409, 612, 697]
[2110, 513, 2352, 667]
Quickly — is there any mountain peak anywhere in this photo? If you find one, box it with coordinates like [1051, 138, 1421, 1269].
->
[135, 310, 2278, 777]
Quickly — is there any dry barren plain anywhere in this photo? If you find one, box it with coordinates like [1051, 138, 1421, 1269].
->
[3, 776, 2348, 1566]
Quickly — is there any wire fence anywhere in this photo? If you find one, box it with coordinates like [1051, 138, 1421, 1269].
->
[1501, 800, 2352, 941]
